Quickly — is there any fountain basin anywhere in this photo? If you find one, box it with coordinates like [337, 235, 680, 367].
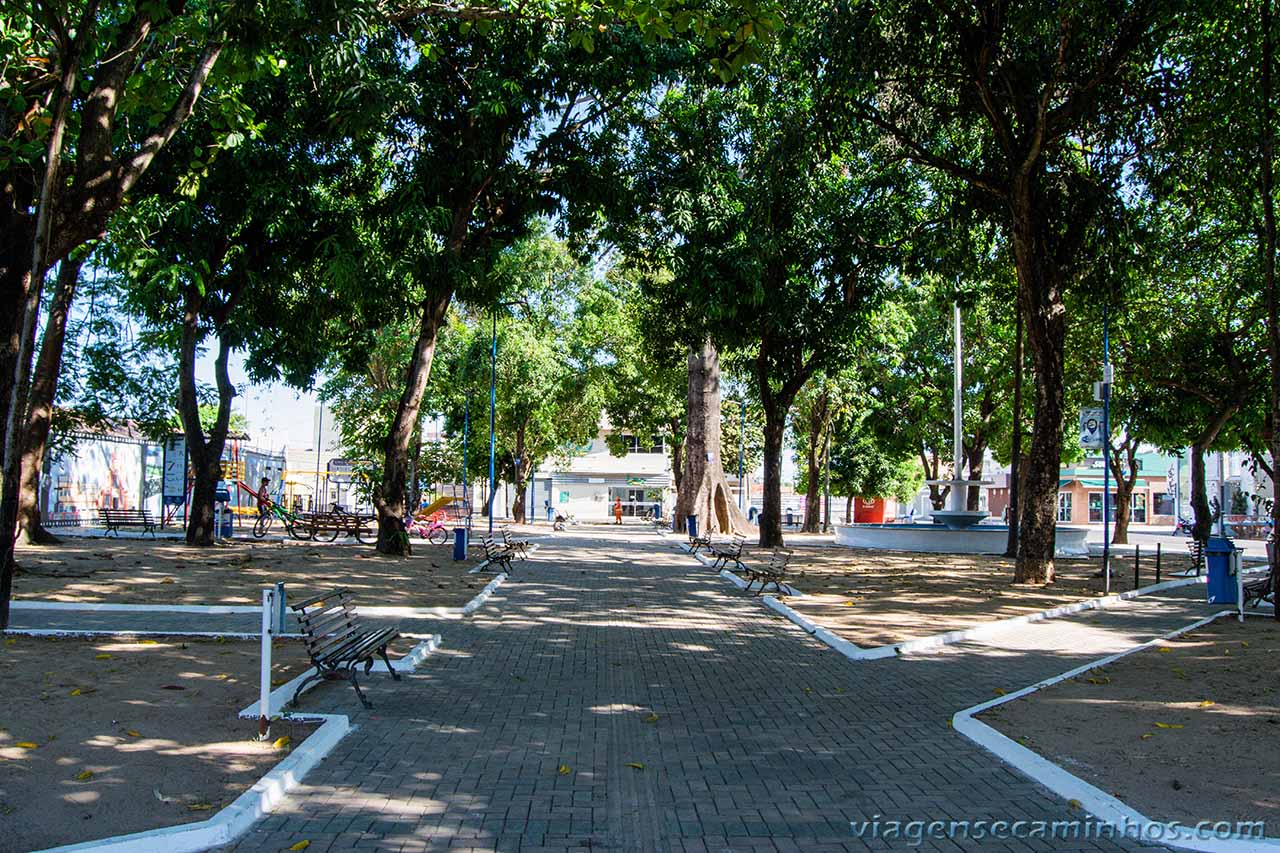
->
[833, 522, 1090, 557]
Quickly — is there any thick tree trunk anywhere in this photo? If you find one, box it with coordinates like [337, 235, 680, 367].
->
[375, 288, 453, 555]
[964, 444, 985, 512]
[1011, 191, 1067, 585]
[1261, 0, 1279, 616]
[1190, 444, 1213, 543]
[1005, 306, 1023, 557]
[801, 394, 827, 533]
[18, 258, 82, 544]
[844, 493, 854, 524]
[921, 448, 949, 510]
[511, 426, 528, 523]
[760, 412, 787, 547]
[673, 339, 748, 538]
[177, 319, 235, 547]
[0, 253, 33, 629]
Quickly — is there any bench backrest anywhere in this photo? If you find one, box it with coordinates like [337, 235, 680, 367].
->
[482, 536, 506, 558]
[98, 507, 152, 520]
[291, 589, 361, 659]
[767, 549, 793, 570]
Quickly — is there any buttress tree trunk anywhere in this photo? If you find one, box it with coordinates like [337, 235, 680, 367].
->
[374, 288, 453, 555]
[673, 339, 749, 538]
[18, 257, 83, 544]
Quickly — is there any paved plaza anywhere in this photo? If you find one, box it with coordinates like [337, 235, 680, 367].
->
[167, 526, 1223, 853]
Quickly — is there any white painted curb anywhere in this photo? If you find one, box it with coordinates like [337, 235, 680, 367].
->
[33, 713, 351, 853]
[5, 629, 302, 640]
[744, 568, 1209, 662]
[951, 610, 1280, 851]
[462, 573, 508, 615]
[240, 635, 442, 720]
[12, 601, 261, 614]
[31, 634, 446, 853]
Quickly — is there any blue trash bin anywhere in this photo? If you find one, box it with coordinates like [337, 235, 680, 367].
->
[1205, 536, 1238, 604]
[453, 527, 468, 560]
[686, 515, 698, 539]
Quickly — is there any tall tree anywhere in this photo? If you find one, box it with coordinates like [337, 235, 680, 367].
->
[832, 0, 1185, 582]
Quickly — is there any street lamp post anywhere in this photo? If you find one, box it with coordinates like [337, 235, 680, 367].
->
[738, 399, 746, 512]
[488, 308, 498, 535]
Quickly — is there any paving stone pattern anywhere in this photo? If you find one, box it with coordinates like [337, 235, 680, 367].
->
[209, 528, 1222, 852]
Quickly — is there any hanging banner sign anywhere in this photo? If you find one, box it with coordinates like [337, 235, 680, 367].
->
[162, 437, 187, 506]
[1079, 408, 1105, 450]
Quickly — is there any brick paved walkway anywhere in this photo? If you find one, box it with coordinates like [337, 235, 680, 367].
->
[203, 526, 1224, 852]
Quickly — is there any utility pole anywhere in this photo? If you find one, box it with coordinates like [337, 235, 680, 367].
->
[738, 399, 746, 511]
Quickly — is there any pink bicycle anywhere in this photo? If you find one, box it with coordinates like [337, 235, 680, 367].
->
[406, 513, 450, 545]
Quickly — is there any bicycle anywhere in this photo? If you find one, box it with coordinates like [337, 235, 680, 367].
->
[407, 512, 451, 545]
[252, 500, 311, 540]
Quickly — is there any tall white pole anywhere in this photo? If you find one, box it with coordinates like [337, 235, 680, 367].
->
[258, 587, 273, 739]
[952, 302, 965, 513]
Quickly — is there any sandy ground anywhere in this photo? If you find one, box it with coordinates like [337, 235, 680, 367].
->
[733, 544, 1206, 648]
[12, 533, 507, 608]
[0, 636, 319, 850]
[982, 617, 1280, 828]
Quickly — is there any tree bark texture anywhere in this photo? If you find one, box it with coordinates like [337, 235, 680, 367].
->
[375, 288, 454, 555]
[1010, 187, 1068, 585]
[673, 339, 749, 538]
[18, 257, 82, 544]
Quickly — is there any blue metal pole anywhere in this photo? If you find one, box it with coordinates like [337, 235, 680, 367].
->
[462, 399, 470, 517]
[1103, 305, 1111, 593]
[739, 400, 746, 510]
[488, 308, 497, 535]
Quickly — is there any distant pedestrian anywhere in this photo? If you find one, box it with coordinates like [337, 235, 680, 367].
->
[257, 477, 271, 517]
[614, 497, 623, 525]
[545, 499, 553, 522]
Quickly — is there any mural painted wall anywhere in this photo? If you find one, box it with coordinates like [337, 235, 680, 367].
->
[43, 438, 149, 524]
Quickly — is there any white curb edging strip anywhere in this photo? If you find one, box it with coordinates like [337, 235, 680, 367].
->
[240, 635, 442, 719]
[951, 609, 1280, 852]
[32, 636, 445, 853]
[745, 570, 1210, 662]
[35, 712, 351, 853]
[462, 573, 508, 615]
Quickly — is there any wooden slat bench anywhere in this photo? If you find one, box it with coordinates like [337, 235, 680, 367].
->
[476, 535, 514, 573]
[500, 525, 530, 559]
[708, 533, 747, 572]
[97, 507, 157, 538]
[290, 589, 401, 709]
[743, 549, 793, 596]
[1243, 564, 1276, 609]
[688, 530, 712, 556]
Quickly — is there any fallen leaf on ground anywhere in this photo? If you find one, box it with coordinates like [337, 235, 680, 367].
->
[138, 639, 159, 645]
[75, 770, 93, 781]
[993, 688, 1007, 696]
[1086, 677, 1111, 685]
[160, 577, 175, 584]
[94, 653, 112, 660]
[187, 803, 214, 812]
[1068, 799, 1082, 810]
[153, 788, 174, 803]
[273, 736, 291, 750]
[126, 730, 141, 738]
[1154, 722, 1184, 729]
[626, 762, 645, 770]
[643, 713, 659, 723]
[288, 841, 310, 851]
[1140, 733, 1154, 740]
[271, 679, 289, 687]
[1157, 647, 1172, 653]
[1198, 700, 1215, 708]
[14, 742, 38, 749]
[557, 765, 571, 776]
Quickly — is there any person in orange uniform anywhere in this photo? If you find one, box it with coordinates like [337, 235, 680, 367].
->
[613, 497, 623, 525]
